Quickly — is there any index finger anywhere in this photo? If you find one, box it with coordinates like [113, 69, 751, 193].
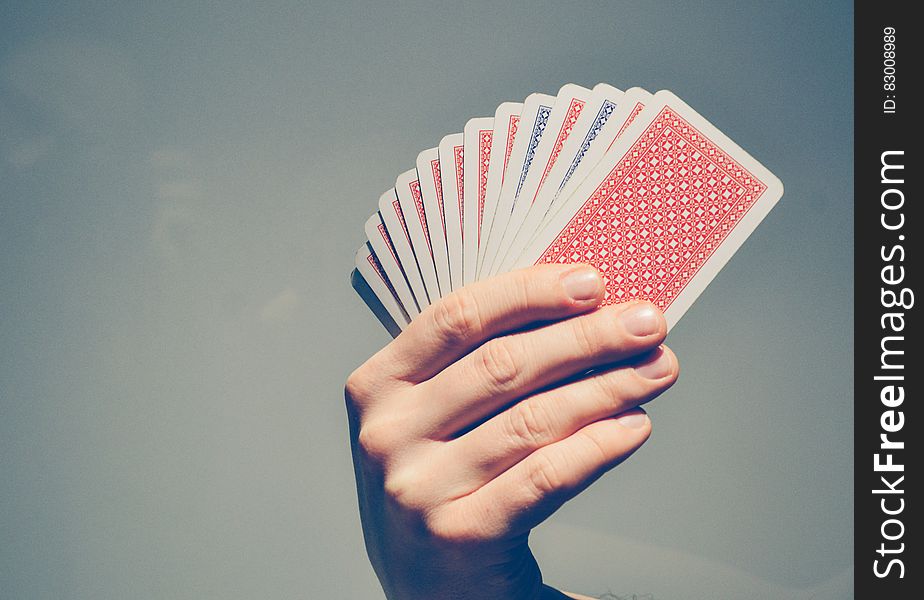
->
[379, 263, 605, 383]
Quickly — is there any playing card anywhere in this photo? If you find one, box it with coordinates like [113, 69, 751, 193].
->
[475, 101, 522, 279]
[537, 87, 653, 234]
[376, 188, 431, 308]
[438, 133, 465, 291]
[501, 86, 652, 271]
[515, 90, 783, 329]
[488, 84, 591, 274]
[462, 116, 494, 285]
[416, 147, 450, 298]
[479, 92, 556, 277]
[395, 168, 441, 298]
[543, 84, 636, 205]
[353, 242, 410, 333]
[364, 211, 421, 317]
[496, 83, 625, 271]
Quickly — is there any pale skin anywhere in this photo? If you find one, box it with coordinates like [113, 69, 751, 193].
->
[345, 264, 679, 599]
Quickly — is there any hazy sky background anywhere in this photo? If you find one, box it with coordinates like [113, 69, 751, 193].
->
[1, 1, 853, 597]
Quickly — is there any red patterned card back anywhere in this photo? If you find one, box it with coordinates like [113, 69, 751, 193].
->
[537, 106, 770, 314]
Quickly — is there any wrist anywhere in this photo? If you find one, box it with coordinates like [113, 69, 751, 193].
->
[379, 543, 543, 600]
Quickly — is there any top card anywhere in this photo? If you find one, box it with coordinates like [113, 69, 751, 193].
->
[518, 90, 784, 329]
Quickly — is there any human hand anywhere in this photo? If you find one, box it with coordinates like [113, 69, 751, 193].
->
[345, 264, 679, 600]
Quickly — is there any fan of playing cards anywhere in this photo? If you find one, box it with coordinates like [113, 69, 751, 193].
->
[352, 84, 783, 335]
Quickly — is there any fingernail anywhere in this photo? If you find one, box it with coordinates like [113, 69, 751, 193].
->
[620, 303, 662, 336]
[561, 267, 602, 301]
[635, 348, 673, 380]
[615, 411, 649, 429]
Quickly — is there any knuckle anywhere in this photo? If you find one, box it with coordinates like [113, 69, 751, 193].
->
[526, 453, 567, 500]
[571, 312, 607, 357]
[609, 365, 657, 397]
[383, 466, 428, 511]
[356, 421, 397, 461]
[508, 269, 535, 311]
[505, 401, 554, 449]
[434, 290, 482, 345]
[590, 370, 628, 410]
[344, 366, 371, 403]
[479, 338, 521, 391]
